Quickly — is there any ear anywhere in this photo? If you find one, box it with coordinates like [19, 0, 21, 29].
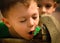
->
[52, 2, 57, 12]
[2, 18, 11, 28]
[54, 2, 57, 8]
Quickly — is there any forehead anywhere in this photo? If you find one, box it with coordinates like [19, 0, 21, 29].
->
[6, 0, 38, 18]
[38, 0, 54, 2]
[37, 0, 55, 4]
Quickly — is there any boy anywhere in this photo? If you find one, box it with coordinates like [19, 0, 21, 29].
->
[37, 0, 57, 15]
[36, 0, 57, 42]
[0, 0, 42, 42]
[37, 0, 60, 43]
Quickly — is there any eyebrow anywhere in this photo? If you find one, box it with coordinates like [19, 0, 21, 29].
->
[18, 16, 26, 19]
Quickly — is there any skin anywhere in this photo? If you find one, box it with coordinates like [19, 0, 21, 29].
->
[38, 0, 56, 14]
[37, 0, 57, 26]
[2, 0, 39, 40]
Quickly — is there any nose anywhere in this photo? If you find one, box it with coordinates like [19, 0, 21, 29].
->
[42, 7, 47, 14]
[28, 18, 35, 27]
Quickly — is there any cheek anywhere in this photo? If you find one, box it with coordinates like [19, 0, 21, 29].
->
[14, 23, 25, 31]
[35, 17, 39, 25]
[8, 19, 27, 34]
[48, 7, 55, 13]
[10, 21, 26, 33]
[11, 23, 27, 36]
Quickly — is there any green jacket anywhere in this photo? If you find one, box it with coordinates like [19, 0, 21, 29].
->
[0, 21, 12, 38]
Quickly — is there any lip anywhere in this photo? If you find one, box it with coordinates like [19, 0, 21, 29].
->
[27, 27, 36, 39]
[28, 34, 34, 39]
[28, 31, 34, 39]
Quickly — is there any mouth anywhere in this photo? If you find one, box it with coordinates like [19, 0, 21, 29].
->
[29, 31, 34, 35]
[28, 31, 34, 38]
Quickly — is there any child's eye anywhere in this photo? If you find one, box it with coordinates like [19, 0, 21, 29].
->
[38, 4, 42, 8]
[19, 19, 26, 23]
[32, 16, 37, 20]
[45, 4, 52, 9]
[20, 20, 26, 23]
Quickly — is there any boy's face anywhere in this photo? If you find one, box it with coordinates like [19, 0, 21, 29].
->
[3, 1, 39, 40]
[38, 0, 56, 14]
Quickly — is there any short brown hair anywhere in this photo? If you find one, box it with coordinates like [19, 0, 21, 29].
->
[0, 0, 37, 18]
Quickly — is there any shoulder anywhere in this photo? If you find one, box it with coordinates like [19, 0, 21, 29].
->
[0, 21, 11, 38]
